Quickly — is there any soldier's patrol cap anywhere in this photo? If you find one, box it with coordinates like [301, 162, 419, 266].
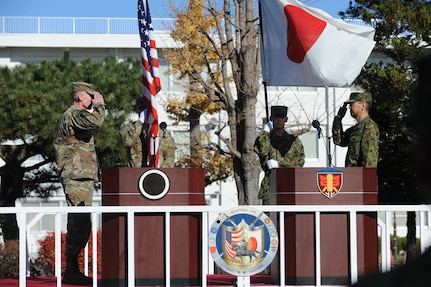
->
[271, 105, 288, 117]
[133, 96, 146, 110]
[72, 82, 96, 96]
[344, 92, 372, 104]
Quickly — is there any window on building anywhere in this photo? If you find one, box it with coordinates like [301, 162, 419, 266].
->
[299, 131, 318, 159]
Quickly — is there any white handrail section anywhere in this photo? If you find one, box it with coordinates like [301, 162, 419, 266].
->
[0, 16, 176, 34]
[0, 16, 371, 35]
[1, 204, 431, 287]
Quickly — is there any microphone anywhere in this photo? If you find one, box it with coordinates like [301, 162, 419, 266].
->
[312, 120, 322, 132]
[159, 122, 167, 138]
[312, 120, 322, 139]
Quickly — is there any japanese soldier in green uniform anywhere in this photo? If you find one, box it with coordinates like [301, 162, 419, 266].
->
[332, 92, 379, 167]
[254, 105, 305, 205]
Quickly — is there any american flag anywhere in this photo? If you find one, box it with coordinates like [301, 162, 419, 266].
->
[138, 0, 161, 167]
[224, 226, 244, 260]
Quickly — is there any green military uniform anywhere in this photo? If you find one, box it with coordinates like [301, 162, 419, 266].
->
[119, 120, 146, 167]
[53, 82, 105, 286]
[120, 121, 176, 168]
[159, 128, 176, 168]
[333, 115, 379, 167]
[53, 83, 105, 201]
[254, 107, 305, 205]
[54, 104, 105, 186]
[332, 92, 379, 168]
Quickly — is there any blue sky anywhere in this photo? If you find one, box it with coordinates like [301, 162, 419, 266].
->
[0, 0, 350, 19]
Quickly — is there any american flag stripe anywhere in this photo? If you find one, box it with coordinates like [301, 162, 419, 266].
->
[225, 226, 244, 260]
[138, 0, 161, 167]
[225, 242, 236, 259]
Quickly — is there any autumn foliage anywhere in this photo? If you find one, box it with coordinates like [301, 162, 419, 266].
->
[37, 230, 102, 276]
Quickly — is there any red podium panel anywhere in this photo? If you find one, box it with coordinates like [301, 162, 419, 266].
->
[101, 168, 205, 287]
[270, 167, 378, 285]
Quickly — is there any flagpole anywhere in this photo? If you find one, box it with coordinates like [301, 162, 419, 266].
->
[325, 87, 332, 167]
[258, 0, 270, 124]
[263, 81, 269, 124]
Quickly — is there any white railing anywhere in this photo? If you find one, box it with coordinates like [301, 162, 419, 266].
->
[1, 204, 431, 287]
[0, 16, 371, 35]
[0, 16, 176, 34]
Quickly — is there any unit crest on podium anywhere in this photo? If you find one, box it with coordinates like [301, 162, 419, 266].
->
[316, 168, 343, 199]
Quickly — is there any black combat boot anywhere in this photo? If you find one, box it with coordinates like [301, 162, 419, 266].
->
[63, 212, 93, 285]
[62, 256, 93, 285]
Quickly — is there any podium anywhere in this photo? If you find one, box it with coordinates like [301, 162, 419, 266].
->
[270, 167, 378, 285]
[101, 168, 205, 287]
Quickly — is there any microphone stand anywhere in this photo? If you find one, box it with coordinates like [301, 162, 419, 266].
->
[320, 133, 333, 167]
[150, 135, 157, 167]
[141, 122, 150, 167]
[327, 135, 333, 167]
[314, 122, 333, 167]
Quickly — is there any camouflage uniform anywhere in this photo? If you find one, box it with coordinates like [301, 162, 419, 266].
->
[254, 130, 305, 204]
[119, 121, 176, 168]
[53, 82, 105, 285]
[333, 115, 379, 167]
[119, 120, 146, 167]
[53, 102, 106, 190]
[332, 92, 379, 168]
[158, 128, 176, 168]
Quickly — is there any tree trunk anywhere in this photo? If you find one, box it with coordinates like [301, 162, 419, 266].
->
[228, 0, 260, 205]
[0, 162, 24, 240]
[234, 94, 260, 205]
[406, 211, 418, 262]
[189, 105, 202, 161]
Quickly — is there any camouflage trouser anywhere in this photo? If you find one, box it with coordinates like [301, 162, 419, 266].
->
[258, 176, 270, 205]
[64, 179, 94, 206]
[63, 180, 94, 259]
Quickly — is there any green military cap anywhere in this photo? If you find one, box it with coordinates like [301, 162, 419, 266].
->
[72, 82, 96, 96]
[344, 92, 372, 103]
[271, 105, 288, 117]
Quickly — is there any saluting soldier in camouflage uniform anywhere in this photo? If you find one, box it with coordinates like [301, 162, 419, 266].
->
[53, 82, 106, 286]
[332, 92, 379, 167]
[119, 97, 176, 168]
[254, 106, 305, 205]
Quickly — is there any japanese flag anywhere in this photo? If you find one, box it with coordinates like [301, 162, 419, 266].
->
[260, 0, 375, 87]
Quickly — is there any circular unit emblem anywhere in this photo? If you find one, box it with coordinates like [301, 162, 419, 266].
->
[209, 206, 278, 276]
[138, 169, 170, 200]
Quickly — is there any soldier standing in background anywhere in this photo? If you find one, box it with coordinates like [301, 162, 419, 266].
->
[332, 92, 379, 168]
[254, 105, 305, 205]
[120, 97, 176, 168]
[53, 82, 106, 285]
